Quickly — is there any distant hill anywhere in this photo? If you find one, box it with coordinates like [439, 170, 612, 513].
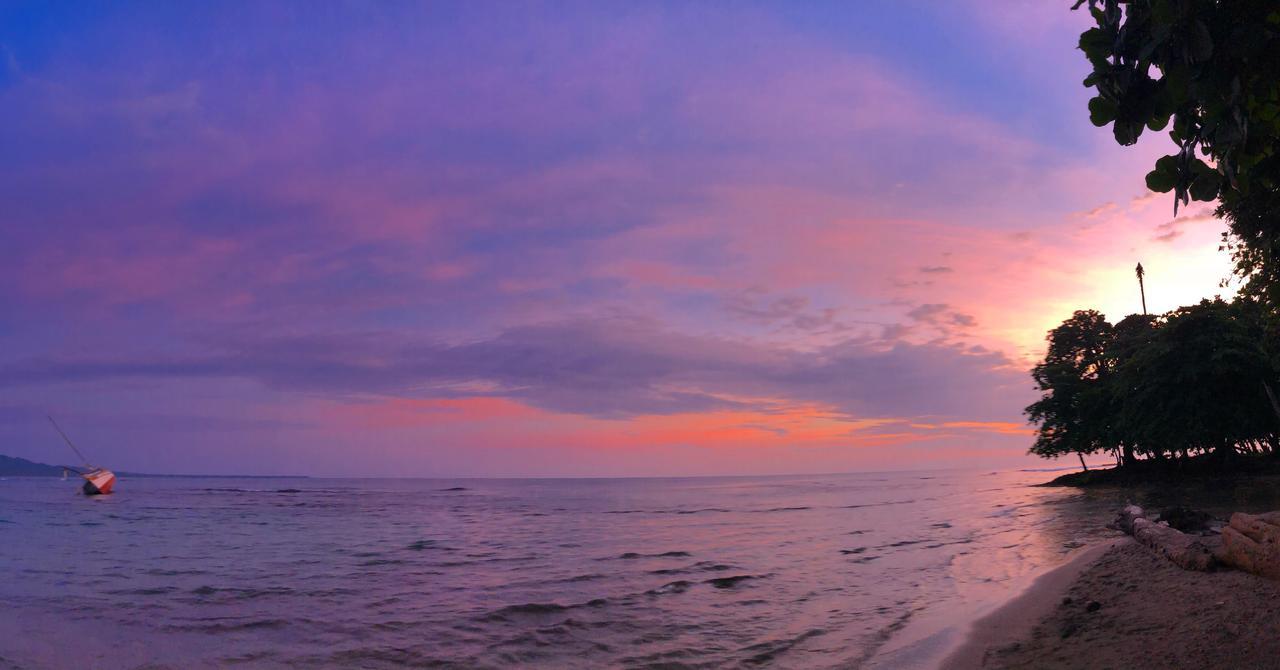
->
[0, 454, 71, 476]
[0, 454, 303, 479]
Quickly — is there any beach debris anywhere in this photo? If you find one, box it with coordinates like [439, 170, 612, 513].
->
[1132, 518, 1216, 571]
[1218, 512, 1280, 580]
[1112, 505, 1216, 571]
[1112, 505, 1147, 534]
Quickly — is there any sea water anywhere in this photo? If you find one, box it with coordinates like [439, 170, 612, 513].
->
[0, 469, 1161, 668]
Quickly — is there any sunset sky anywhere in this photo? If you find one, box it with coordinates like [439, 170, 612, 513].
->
[0, 2, 1233, 476]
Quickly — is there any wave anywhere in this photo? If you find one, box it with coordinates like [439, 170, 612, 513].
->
[739, 627, 827, 666]
[143, 568, 207, 576]
[190, 586, 294, 600]
[406, 539, 455, 551]
[481, 598, 609, 622]
[359, 558, 406, 566]
[607, 551, 692, 560]
[317, 648, 445, 666]
[841, 499, 916, 509]
[704, 574, 762, 589]
[563, 573, 606, 582]
[605, 508, 730, 515]
[646, 580, 693, 595]
[605, 505, 813, 516]
[166, 618, 291, 633]
[649, 561, 735, 575]
[104, 586, 179, 596]
[877, 539, 928, 549]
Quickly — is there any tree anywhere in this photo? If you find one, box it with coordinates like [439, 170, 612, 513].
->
[1027, 301, 1280, 466]
[1026, 310, 1116, 462]
[1106, 313, 1159, 463]
[1116, 299, 1273, 460]
[1074, 1, 1280, 296]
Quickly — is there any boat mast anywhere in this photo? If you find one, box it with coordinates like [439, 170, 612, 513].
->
[47, 415, 90, 468]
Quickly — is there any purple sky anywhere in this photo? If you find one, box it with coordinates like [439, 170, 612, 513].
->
[0, 2, 1231, 476]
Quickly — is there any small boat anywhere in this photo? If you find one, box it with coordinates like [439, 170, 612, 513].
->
[80, 466, 117, 495]
[48, 416, 116, 496]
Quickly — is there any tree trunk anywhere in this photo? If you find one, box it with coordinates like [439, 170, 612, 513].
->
[1264, 381, 1280, 423]
[1216, 440, 1235, 468]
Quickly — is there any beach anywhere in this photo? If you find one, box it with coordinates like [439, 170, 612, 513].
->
[941, 539, 1123, 670]
[952, 537, 1280, 669]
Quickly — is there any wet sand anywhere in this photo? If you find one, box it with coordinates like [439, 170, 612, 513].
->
[959, 539, 1280, 669]
[941, 539, 1123, 670]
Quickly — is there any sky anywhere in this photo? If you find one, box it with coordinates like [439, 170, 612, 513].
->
[0, 1, 1234, 476]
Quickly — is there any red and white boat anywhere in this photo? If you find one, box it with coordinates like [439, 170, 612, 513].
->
[80, 467, 117, 496]
[48, 416, 117, 496]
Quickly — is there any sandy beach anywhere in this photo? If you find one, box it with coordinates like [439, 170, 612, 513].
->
[951, 538, 1280, 669]
[941, 539, 1123, 670]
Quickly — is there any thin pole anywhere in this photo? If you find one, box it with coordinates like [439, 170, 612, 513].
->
[1135, 262, 1147, 315]
[47, 415, 90, 467]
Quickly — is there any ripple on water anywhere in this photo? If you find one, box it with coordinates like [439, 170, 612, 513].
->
[739, 627, 827, 666]
[0, 470, 1133, 669]
[406, 539, 454, 551]
[704, 574, 763, 589]
[607, 551, 691, 560]
[166, 618, 292, 634]
[190, 586, 295, 601]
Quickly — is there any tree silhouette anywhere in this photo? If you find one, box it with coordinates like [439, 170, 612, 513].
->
[1027, 300, 1280, 466]
[1026, 311, 1116, 463]
[1073, 1, 1280, 298]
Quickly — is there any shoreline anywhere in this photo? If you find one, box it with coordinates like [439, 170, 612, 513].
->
[938, 538, 1125, 669]
[864, 538, 1124, 670]
[966, 536, 1280, 668]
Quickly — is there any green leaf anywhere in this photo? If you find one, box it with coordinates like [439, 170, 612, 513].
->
[1189, 172, 1221, 201]
[1189, 158, 1215, 177]
[1088, 96, 1117, 126]
[1162, 63, 1190, 101]
[1079, 27, 1114, 63]
[1189, 20, 1214, 62]
[1114, 121, 1143, 146]
[1146, 167, 1177, 193]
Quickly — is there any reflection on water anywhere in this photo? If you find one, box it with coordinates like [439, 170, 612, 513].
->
[0, 468, 1247, 668]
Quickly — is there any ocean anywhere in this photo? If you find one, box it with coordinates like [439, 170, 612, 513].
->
[0, 469, 1145, 669]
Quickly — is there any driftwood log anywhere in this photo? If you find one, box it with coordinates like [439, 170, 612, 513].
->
[1112, 505, 1216, 571]
[1113, 504, 1145, 534]
[1218, 512, 1280, 579]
